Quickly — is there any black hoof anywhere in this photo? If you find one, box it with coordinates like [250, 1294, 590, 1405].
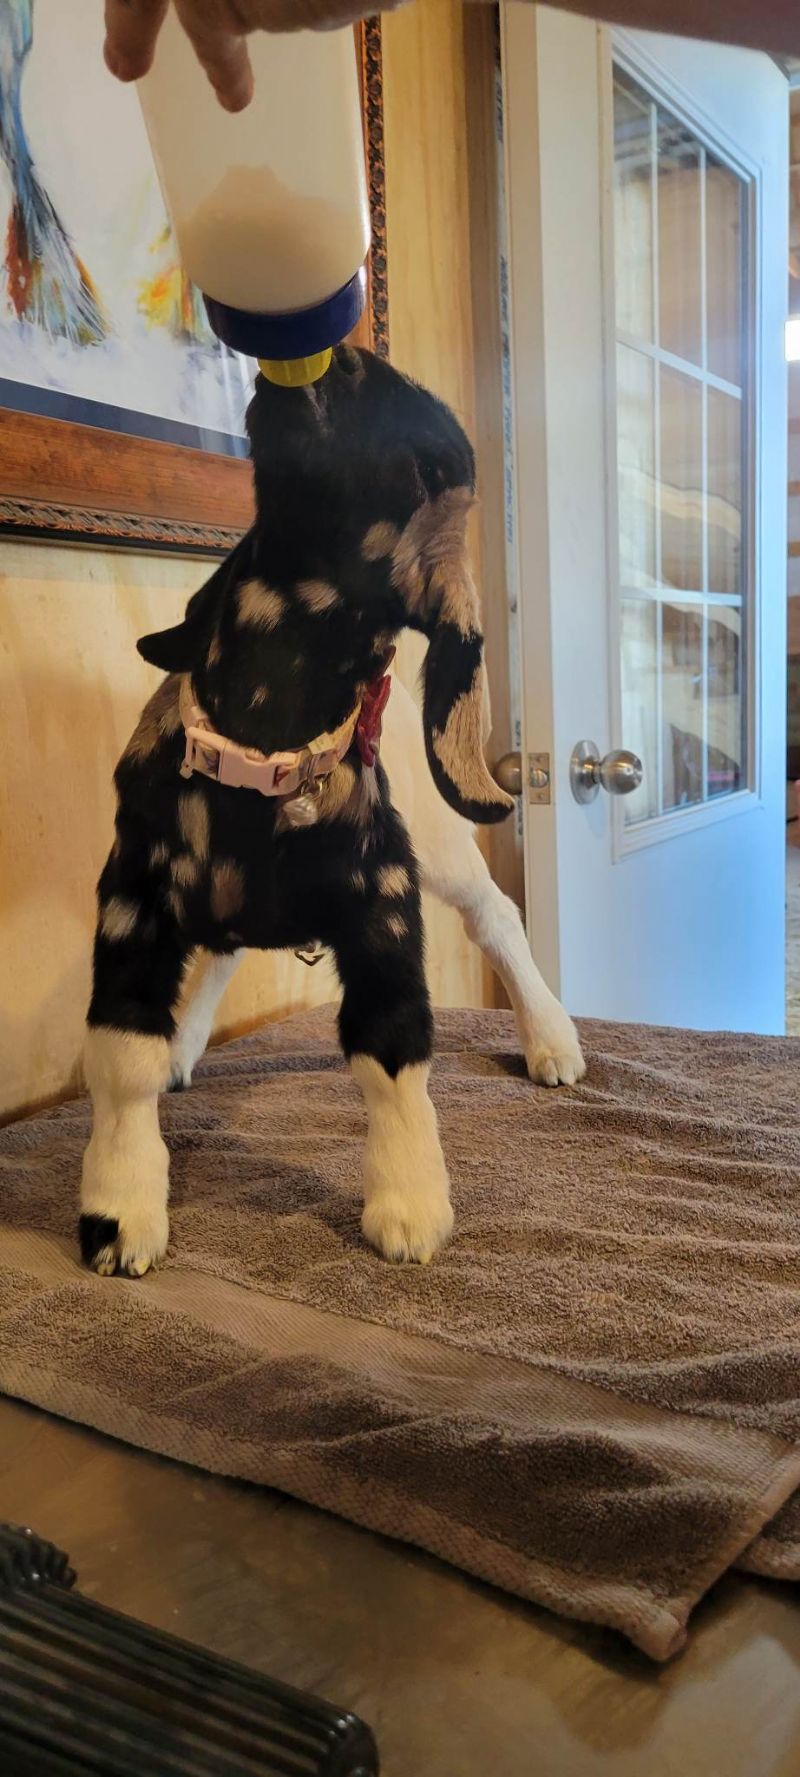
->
[79, 1213, 119, 1268]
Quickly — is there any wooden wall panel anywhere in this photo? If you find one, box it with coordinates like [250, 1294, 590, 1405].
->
[383, 0, 480, 1009]
[383, 0, 512, 1008]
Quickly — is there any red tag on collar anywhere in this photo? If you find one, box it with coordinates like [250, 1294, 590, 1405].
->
[356, 654, 394, 767]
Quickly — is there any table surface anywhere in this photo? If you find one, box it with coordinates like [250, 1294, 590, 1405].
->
[1, 1394, 798, 1777]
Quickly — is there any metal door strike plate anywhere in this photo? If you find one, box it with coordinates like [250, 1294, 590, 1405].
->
[528, 753, 551, 806]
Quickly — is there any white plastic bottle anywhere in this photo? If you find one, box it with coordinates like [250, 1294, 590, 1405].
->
[138, 10, 371, 384]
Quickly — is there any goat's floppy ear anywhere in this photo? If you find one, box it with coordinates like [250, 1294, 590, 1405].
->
[413, 493, 514, 825]
[137, 618, 199, 672]
[137, 533, 254, 671]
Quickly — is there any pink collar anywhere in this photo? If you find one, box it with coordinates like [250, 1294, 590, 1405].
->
[178, 663, 393, 799]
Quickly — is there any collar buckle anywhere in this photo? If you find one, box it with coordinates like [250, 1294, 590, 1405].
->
[180, 726, 224, 782]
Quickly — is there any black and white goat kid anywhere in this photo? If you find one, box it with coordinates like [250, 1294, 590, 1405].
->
[80, 347, 584, 1278]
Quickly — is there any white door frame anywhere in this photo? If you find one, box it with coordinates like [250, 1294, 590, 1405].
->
[500, 0, 566, 996]
[501, 6, 787, 1028]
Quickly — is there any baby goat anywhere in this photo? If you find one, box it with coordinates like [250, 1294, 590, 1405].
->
[80, 347, 584, 1278]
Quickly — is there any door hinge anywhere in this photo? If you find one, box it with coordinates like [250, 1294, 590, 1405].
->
[528, 752, 551, 806]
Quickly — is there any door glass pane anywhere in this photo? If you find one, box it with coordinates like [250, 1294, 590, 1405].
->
[617, 344, 656, 588]
[657, 115, 702, 368]
[707, 385, 742, 596]
[620, 598, 659, 821]
[614, 74, 653, 341]
[706, 157, 743, 385]
[707, 604, 743, 798]
[611, 65, 750, 830]
[661, 602, 704, 810]
[660, 366, 703, 592]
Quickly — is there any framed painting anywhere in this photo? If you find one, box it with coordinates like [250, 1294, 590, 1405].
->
[0, 4, 388, 554]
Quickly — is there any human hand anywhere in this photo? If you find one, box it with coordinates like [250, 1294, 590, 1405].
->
[105, 0, 800, 115]
[104, 0, 400, 113]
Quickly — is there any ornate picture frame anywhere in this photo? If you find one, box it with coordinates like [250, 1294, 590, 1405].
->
[0, 17, 388, 555]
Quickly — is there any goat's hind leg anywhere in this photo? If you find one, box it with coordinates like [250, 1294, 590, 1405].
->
[168, 947, 244, 1090]
[418, 822, 585, 1086]
[382, 680, 584, 1085]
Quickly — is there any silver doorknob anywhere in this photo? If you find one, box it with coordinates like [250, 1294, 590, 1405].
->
[493, 751, 523, 795]
[570, 739, 643, 805]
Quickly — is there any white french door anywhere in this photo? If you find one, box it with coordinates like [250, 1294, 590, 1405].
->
[502, 8, 788, 1032]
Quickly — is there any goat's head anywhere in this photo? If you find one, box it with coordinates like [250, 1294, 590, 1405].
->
[138, 348, 513, 824]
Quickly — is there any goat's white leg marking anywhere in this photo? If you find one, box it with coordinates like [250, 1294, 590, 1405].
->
[80, 1029, 171, 1276]
[438, 850, 585, 1087]
[424, 842, 579, 1080]
[353, 1057, 454, 1264]
[381, 680, 585, 1086]
[169, 948, 244, 1089]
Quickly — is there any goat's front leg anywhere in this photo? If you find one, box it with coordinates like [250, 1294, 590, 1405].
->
[334, 875, 453, 1265]
[80, 885, 188, 1278]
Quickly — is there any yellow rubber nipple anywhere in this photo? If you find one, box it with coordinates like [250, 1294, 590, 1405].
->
[258, 349, 332, 388]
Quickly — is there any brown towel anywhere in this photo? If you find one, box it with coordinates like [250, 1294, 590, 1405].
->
[1, 1007, 798, 1659]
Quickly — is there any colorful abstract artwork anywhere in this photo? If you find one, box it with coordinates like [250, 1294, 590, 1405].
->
[0, 0, 252, 456]
[0, 12, 385, 551]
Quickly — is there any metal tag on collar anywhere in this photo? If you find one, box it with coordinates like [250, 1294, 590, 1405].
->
[283, 776, 323, 829]
[295, 940, 325, 967]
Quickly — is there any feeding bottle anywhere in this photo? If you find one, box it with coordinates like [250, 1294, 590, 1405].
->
[138, 11, 371, 386]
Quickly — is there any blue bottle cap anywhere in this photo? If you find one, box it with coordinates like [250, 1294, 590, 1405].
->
[203, 266, 367, 359]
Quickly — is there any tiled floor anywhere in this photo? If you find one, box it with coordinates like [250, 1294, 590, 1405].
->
[786, 835, 800, 1035]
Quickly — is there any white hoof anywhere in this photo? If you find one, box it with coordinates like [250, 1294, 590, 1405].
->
[524, 1012, 586, 1087]
[362, 1188, 454, 1265]
[167, 1053, 193, 1092]
[168, 1026, 207, 1092]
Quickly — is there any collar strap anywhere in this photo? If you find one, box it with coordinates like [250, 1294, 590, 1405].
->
[179, 676, 361, 798]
